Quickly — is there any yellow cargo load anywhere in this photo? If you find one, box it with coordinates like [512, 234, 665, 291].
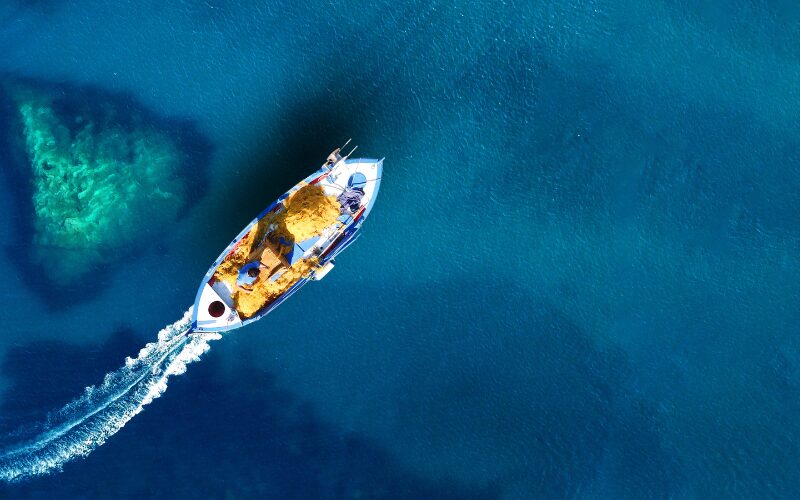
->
[212, 183, 341, 318]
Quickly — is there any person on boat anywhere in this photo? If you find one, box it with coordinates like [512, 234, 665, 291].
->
[337, 186, 363, 214]
[236, 262, 261, 291]
[244, 238, 287, 282]
[325, 148, 342, 167]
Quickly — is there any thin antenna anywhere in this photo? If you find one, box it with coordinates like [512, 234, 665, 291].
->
[340, 138, 352, 150]
[344, 145, 358, 158]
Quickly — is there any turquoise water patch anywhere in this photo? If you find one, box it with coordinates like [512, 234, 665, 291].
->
[0, 76, 211, 307]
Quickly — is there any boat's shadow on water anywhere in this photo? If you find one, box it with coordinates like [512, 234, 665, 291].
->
[0, 328, 497, 499]
[203, 89, 378, 257]
[0, 75, 213, 311]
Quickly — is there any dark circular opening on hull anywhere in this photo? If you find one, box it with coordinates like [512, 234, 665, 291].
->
[208, 300, 226, 318]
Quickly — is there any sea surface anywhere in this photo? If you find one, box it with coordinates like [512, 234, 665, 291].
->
[0, 0, 799, 498]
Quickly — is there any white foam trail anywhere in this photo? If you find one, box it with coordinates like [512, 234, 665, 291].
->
[0, 307, 221, 482]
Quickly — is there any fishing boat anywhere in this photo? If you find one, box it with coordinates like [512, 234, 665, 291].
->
[190, 144, 382, 333]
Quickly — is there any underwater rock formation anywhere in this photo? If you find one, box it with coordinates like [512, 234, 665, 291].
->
[3, 82, 190, 286]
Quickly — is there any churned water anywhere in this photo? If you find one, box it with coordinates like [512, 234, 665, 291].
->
[0, 0, 799, 498]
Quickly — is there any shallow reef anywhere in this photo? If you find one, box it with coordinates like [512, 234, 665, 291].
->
[6, 83, 187, 284]
[0, 77, 210, 301]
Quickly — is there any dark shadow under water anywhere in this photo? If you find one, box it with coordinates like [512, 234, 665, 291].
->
[206, 92, 359, 241]
[0, 328, 496, 499]
[195, 84, 382, 274]
[0, 0, 61, 26]
[0, 75, 213, 311]
[339, 278, 684, 499]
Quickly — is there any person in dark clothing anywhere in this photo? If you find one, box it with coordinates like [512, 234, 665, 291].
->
[325, 148, 342, 167]
[337, 186, 364, 214]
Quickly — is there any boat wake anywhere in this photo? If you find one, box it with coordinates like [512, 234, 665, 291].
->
[0, 307, 220, 483]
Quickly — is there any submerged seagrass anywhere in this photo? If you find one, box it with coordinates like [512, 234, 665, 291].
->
[8, 83, 188, 285]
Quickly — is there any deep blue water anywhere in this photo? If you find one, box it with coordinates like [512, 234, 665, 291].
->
[0, 0, 799, 497]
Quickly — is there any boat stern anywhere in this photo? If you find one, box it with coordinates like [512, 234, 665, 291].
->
[192, 281, 242, 332]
